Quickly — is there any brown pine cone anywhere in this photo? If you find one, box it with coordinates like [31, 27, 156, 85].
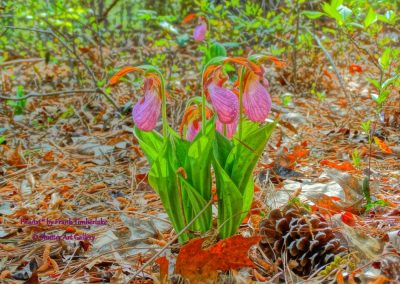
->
[259, 205, 347, 276]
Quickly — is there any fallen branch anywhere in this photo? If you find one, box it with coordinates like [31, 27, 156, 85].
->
[0, 89, 97, 101]
[0, 58, 44, 67]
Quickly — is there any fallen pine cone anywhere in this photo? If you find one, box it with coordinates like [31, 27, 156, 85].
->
[259, 205, 347, 276]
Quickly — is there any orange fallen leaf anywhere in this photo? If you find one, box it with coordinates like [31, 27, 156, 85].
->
[320, 160, 356, 172]
[323, 69, 333, 80]
[144, 193, 158, 200]
[373, 136, 392, 154]
[155, 256, 169, 283]
[109, 66, 139, 85]
[370, 275, 390, 284]
[349, 64, 362, 75]
[43, 151, 54, 161]
[6, 145, 25, 167]
[0, 270, 11, 280]
[336, 270, 344, 284]
[87, 182, 107, 193]
[175, 235, 260, 283]
[286, 142, 309, 164]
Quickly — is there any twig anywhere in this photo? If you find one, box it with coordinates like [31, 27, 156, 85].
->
[127, 198, 213, 282]
[0, 89, 98, 101]
[304, 27, 356, 111]
[0, 58, 44, 67]
[92, 0, 121, 24]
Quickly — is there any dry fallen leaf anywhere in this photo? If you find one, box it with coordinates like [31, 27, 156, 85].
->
[175, 235, 260, 283]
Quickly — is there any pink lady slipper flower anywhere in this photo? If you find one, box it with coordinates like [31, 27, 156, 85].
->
[132, 75, 162, 131]
[109, 68, 162, 131]
[193, 17, 207, 41]
[183, 13, 207, 42]
[242, 68, 272, 122]
[205, 68, 239, 125]
[224, 57, 272, 122]
[179, 105, 212, 141]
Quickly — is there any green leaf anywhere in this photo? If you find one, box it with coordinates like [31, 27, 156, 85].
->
[148, 140, 189, 243]
[331, 0, 343, 9]
[379, 48, 391, 70]
[377, 90, 389, 104]
[322, 2, 343, 24]
[366, 77, 380, 90]
[382, 75, 399, 90]
[213, 131, 233, 168]
[182, 121, 214, 231]
[0, 136, 5, 144]
[364, 7, 377, 28]
[302, 11, 325, 19]
[213, 154, 243, 239]
[179, 177, 211, 232]
[185, 121, 214, 198]
[133, 127, 164, 164]
[226, 122, 277, 193]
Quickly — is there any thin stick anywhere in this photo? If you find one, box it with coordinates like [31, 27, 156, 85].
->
[0, 89, 98, 101]
[127, 198, 213, 281]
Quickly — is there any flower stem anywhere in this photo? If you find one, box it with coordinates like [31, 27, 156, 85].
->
[159, 74, 168, 140]
[201, 69, 206, 135]
[238, 66, 245, 140]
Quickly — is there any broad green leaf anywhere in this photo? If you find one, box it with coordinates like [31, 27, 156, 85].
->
[213, 131, 233, 168]
[226, 122, 277, 193]
[183, 121, 214, 230]
[241, 178, 254, 221]
[186, 120, 214, 197]
[302, 11, 325, 19]
[213, 155, 243, 239]
[179, 177, 211, 232]
[169, 127, 190, 166]
[364, 8, 377, 28]
[133, 127, 164, 164]
[148, 141, 189, 243]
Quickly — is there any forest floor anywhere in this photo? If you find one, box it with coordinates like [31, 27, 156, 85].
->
[0, 29, 399, 283]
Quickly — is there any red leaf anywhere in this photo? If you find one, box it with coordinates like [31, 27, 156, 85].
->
[320, 160, 356, 172]
[349, 64, 362, 75]
[155, 256, 169, 282]
[341, 211, 357, 226]
[175, 235, 260, 282]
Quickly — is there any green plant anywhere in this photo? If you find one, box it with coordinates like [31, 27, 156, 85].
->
[110, 45, 276, 242]
[7, 86, 27, 115]
[351, 148, 361, 168]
